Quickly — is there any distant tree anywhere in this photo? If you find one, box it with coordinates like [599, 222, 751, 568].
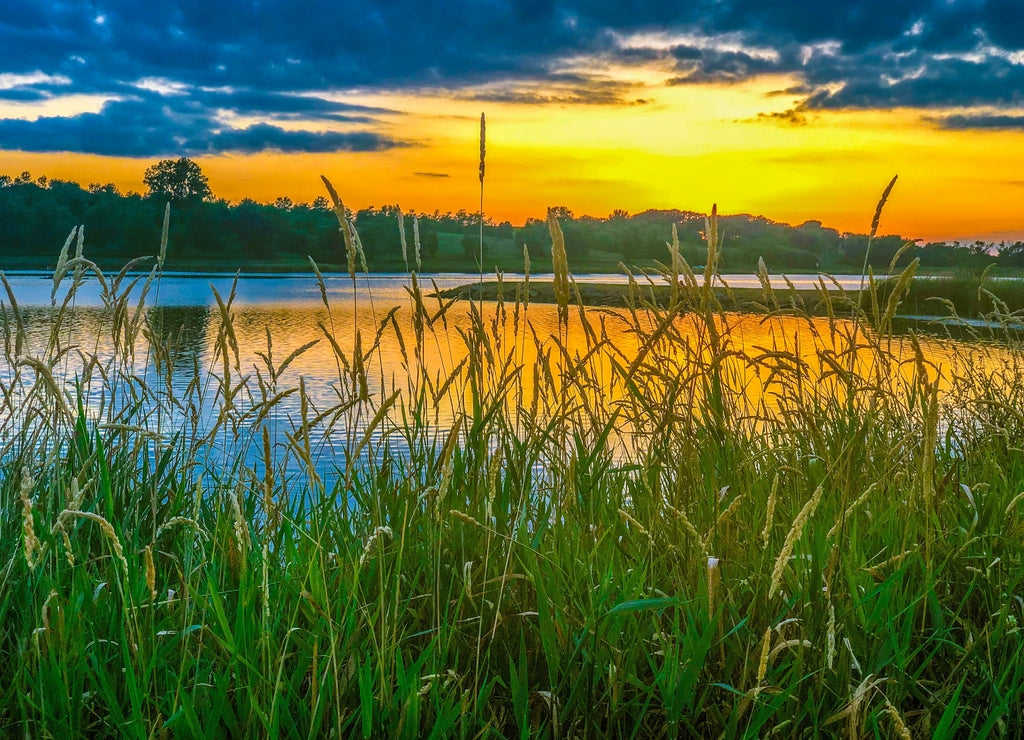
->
[88, 182, 120, 196]
[520, 218, 550, 259]
[997, 240, 1024, 267]
[462, 231, 488, 259]
[143, 157, 213, 204]
[493, 221, 514, 240]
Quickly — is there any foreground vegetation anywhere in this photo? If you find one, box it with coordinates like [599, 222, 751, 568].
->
[2, 187, 1024, 738]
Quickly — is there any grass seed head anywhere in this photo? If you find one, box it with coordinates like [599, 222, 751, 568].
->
[755, 627, 772, 686]
[450, 509, 482, 528]
[884, 699, 913, 740]
[158, 202, 170, 267]
[397, 208, 408, 268]
[71, 511, 128, 575]
[762, 474, 780, 546]
[20, 475, 40, 568]
[145, 545, 157, 601]
[478, 113, 486, 184]
[548, 209, 570, 322]
[769, 485, 824, 596]
[359, 525, 393, 566]
[413, 216, 422, 272]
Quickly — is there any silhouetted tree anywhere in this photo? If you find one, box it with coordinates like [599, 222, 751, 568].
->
[143, 158, 213, 204]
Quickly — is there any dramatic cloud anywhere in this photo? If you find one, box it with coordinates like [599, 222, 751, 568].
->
[0, 98, 404, 156]
[932, 113, 1024, 130]
[462, 77, 649, 106]
[1, 0, 1023, 154]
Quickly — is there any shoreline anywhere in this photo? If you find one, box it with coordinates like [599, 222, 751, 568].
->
[437, 279, 1024, 328]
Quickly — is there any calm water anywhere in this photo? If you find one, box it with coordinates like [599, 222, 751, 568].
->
[0, 271, 1014, 474]
[3, 270, 871, 307]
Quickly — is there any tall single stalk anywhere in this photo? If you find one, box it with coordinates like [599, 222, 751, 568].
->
[478, 113, 486, 310]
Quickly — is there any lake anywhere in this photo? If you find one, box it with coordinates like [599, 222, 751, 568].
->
[0, 270, 1015, 476]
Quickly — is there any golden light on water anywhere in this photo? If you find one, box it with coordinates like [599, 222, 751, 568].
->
[12, 288, 1011, 457]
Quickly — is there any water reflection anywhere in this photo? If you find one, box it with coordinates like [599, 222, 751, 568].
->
[1, 273, 1017, 478]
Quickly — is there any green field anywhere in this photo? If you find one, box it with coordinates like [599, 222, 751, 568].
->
[2, 210, 1024, 737]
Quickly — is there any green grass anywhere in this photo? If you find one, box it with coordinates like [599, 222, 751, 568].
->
[440, 273, 1024, 324]
[2, 205, 1024, 738]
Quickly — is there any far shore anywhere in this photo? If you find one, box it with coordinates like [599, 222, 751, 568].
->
[436, 278, 1024, 327]
[3, 252, 1024, 279]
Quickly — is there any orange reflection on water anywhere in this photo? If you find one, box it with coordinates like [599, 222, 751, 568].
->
[6, 292, 1017, 463]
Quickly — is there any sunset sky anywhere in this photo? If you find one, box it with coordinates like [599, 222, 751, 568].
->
[1, 1, 1023, 242]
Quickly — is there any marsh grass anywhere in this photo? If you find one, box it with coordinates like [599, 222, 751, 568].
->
[1, 181, 1023, 738]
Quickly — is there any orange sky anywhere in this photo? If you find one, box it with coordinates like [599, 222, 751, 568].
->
[2, 74, 1023, 243]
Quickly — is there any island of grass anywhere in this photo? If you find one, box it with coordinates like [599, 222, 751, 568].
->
[438, 273, 1024, 322]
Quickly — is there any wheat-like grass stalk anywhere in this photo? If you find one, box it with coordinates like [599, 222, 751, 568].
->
[20, 474, 39, 568]
[320, 175, 357, 282]
[69, 511, 129, 575]
[668, 222, 683, 305]
[397, 208, 408, 271]
[825, 595, 837, 670]
[473, 109, 487, 402]
[618, 508, 649, 538]
[884, 699, 913, 740]
[478, 113, 486, 185]
[231, 482, 250, 558]
[703, 204, 718, 298]
[358, 525, 393, 567]
[144, 545, 157, 601]
[769, 485, 824, 595]
[664, 500, 700, 543]
[413, 215, 422, 273]
[548, 209, 569, 324]
[450, 509, 482, 528]
[158, 202, 170, 268]
[522, 244, 531, 306]
[51, 226, 77, 305]
[755, 627, 771, 687]
[761, 473, 780, 545]
[1, 270, 26, 358]
[827, 483, 878, 539]
[155, 516, 207, 540]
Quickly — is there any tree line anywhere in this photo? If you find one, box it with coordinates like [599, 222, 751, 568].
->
[520, 207, 1024, 272]
[0, 158, 1020, 272]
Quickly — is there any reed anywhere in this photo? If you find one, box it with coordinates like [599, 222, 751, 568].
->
[0, 185, 1022, 738]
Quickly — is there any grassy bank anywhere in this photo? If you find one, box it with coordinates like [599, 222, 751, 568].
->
[440, 273, 1024, 320]
[2, 203, 1024, 738]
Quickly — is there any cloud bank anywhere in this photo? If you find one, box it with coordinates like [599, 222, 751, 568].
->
[1, 0, 1023, 155]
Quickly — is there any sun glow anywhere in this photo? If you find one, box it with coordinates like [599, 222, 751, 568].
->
[2, 73, 1023, 242]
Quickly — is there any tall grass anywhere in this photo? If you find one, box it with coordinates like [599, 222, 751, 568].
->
[1, 181, 1023, 738]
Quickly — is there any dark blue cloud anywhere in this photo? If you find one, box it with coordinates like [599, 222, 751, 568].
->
[931, 113, 1024, 130]
[0, 87, 52, 102]
[0, 0, 1022, 156]
[0, 98, 403, 156]
[187, 89, 394, 123]
[667, 44, 797, 84]
[463, 78, 647, 105]
[195, 124, 403, 154]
